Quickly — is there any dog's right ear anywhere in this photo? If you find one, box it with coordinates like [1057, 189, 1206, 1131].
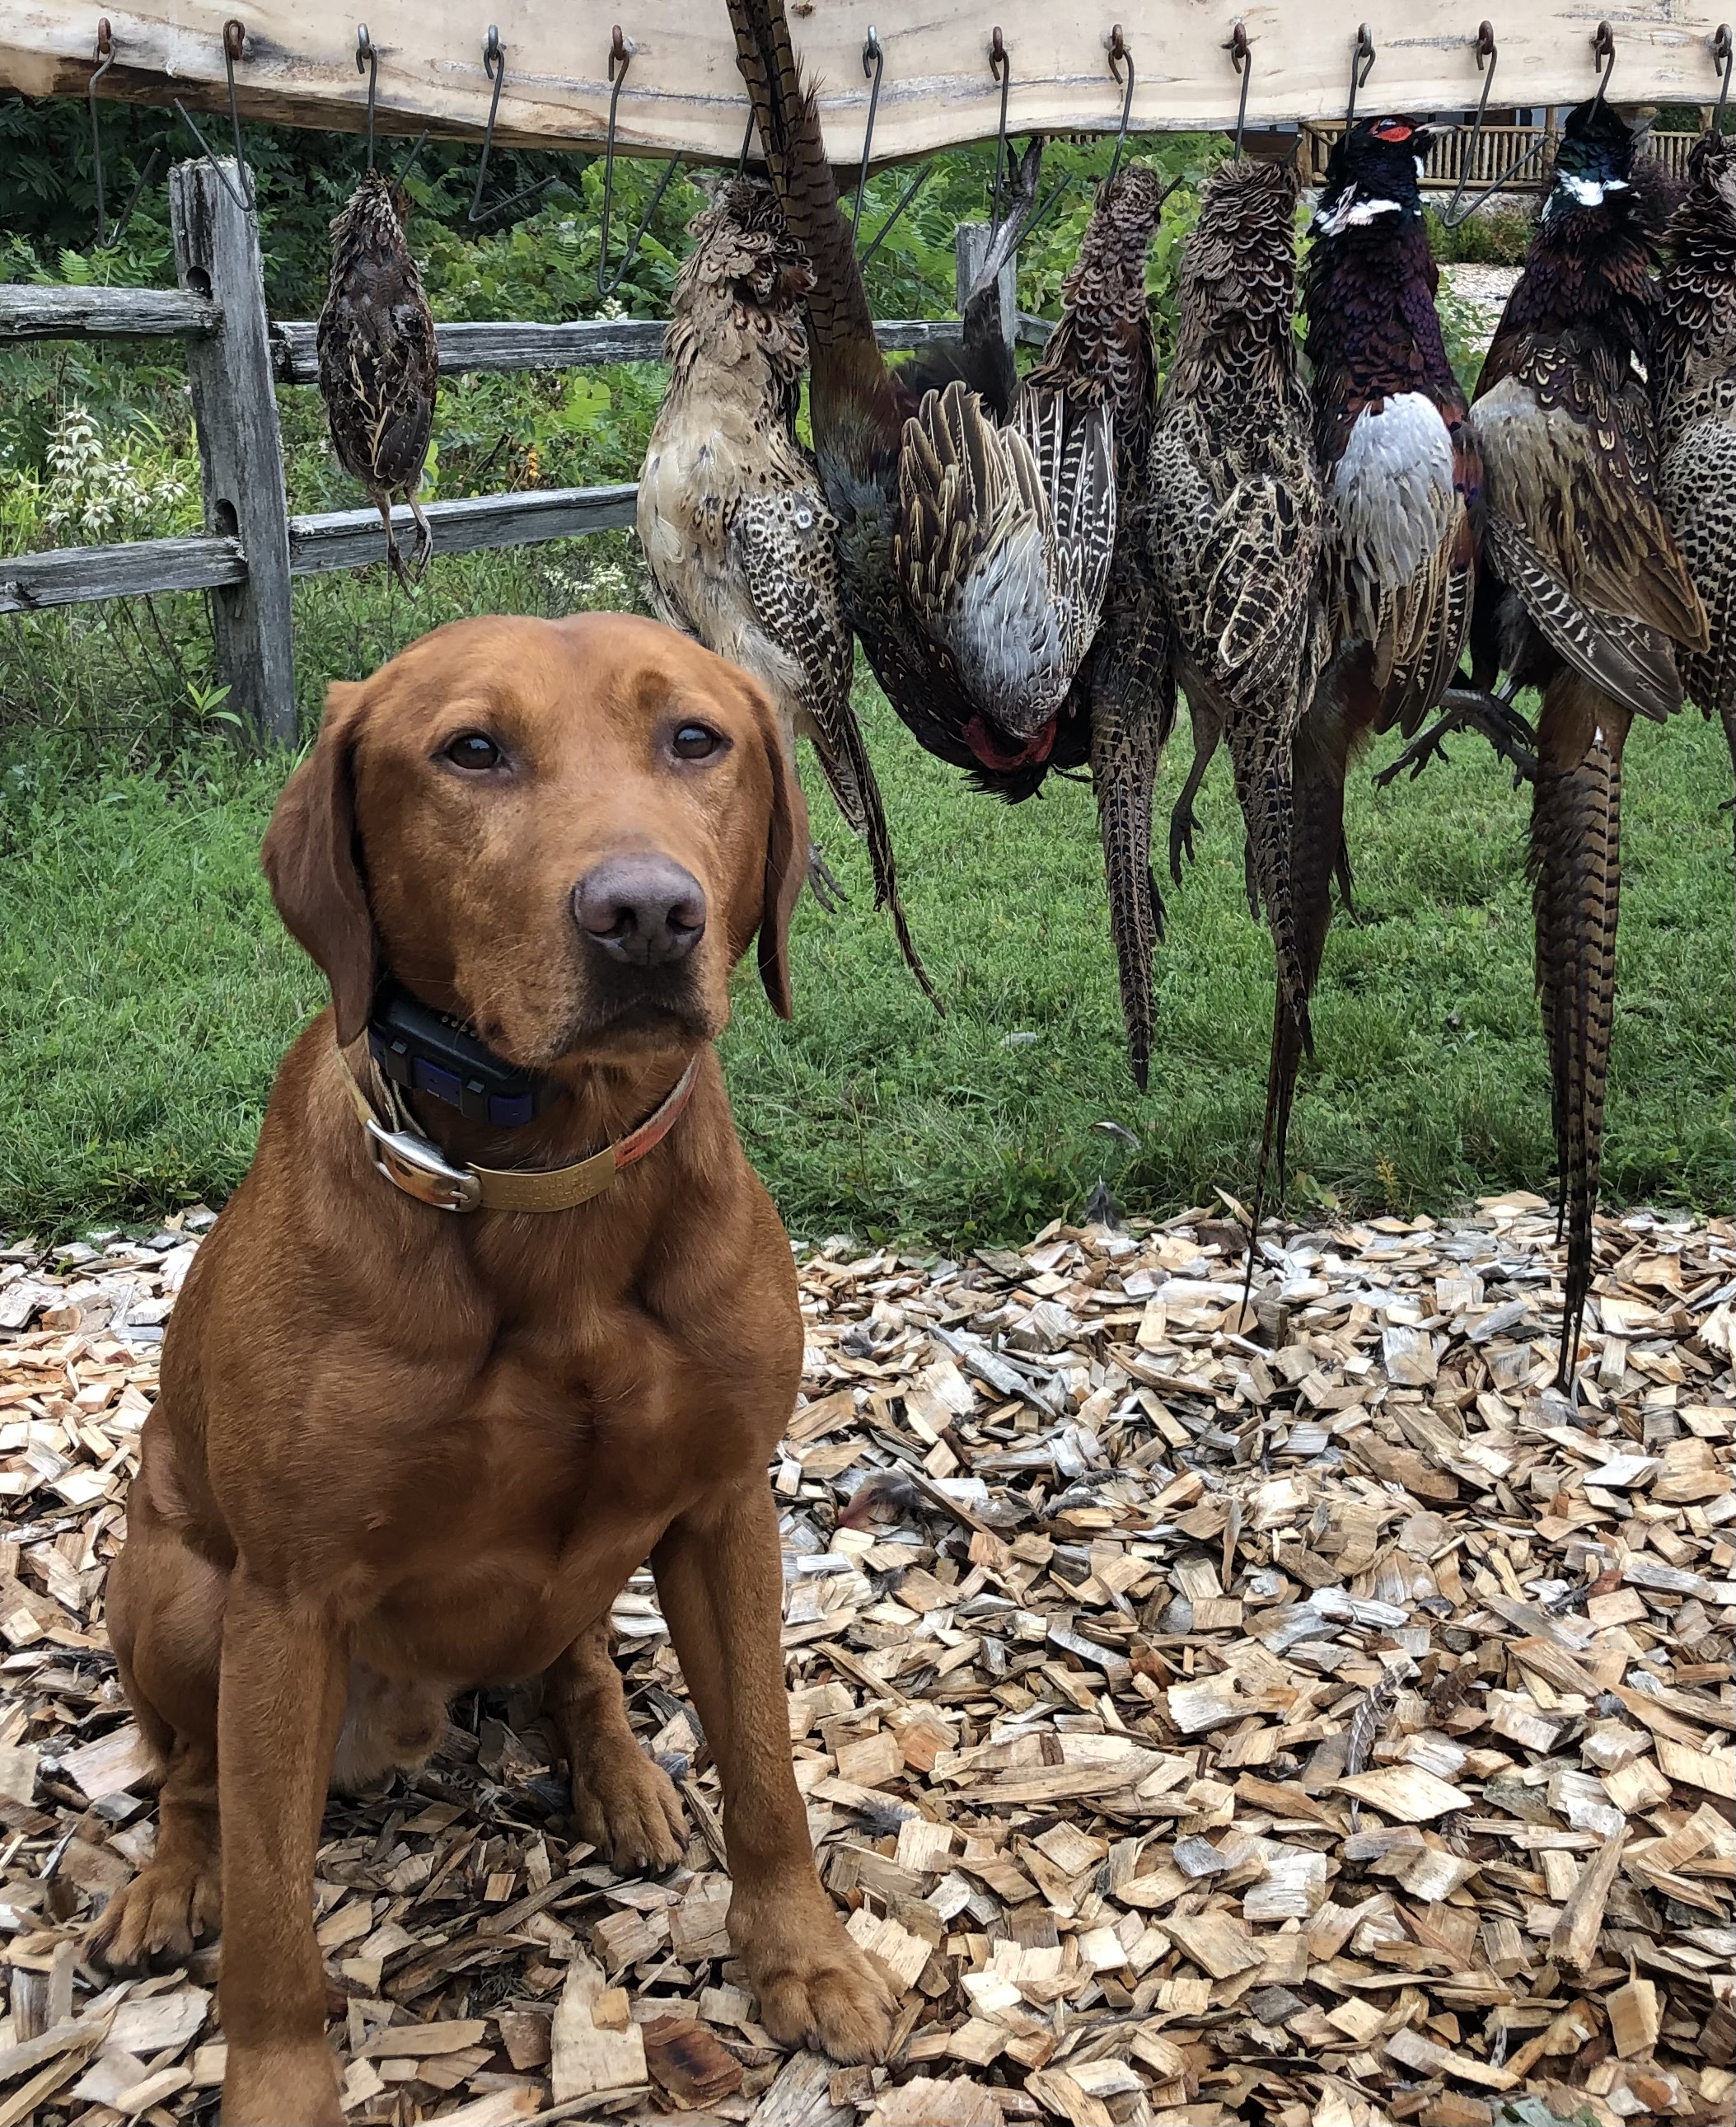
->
[261, 682, 377, 1046]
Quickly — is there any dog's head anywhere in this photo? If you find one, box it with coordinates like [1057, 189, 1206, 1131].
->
[262, 613, 807, 1070]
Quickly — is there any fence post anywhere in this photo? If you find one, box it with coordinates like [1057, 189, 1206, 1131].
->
[169, 157, 297, 749]
[955, 223, 1017, 363]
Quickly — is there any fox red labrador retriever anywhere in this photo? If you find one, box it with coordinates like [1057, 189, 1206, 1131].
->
[92, 613, 896, 2124]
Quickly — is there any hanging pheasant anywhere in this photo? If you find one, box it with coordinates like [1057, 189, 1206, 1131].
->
[1654, 127, 1736, 785]
[317, 170, 439, 586]
[1030, 163, 1172, 1087]
[1148, 149, 1326, 1069]
[727, 0, 1114, 799]
[638, 176, 937, 1005]
[1467, 100, 1707, 1384]
[1252, 115, 1478, 1202]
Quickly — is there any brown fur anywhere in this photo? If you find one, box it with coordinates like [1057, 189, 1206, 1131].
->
[91, 612, 896, 2125]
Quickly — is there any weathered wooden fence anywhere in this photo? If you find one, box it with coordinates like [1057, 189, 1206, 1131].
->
[0, 157, 1046, 747]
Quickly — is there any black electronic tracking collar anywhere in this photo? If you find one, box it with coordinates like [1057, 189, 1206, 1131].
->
[366, 979, 550, 1129]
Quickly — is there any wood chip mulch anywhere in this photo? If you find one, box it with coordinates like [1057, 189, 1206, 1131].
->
[0, 1192, 1732, 2127]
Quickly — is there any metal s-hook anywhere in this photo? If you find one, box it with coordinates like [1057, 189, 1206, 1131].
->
[851, 27, 884, 238]
[989, 29, 1011, 227]
[1590, 20, 1615, 112]
[172, 17, 255, 214]
[1345, 23, 1376, 127]
[596, 26, 681, 295]
[1715, 25, 1734, 133]
[88, 20, 115, 245]
[1443, 22, 1548, 227]
[88, 19, 160, 249]
[356, 25, 377, 174]
[469, 25, 559, 226]
[1226, 22, 1251, 160]
[1107, 25, 1135, 185]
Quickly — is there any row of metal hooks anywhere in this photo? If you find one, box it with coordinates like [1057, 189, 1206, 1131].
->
[83, 10, 1736, 268]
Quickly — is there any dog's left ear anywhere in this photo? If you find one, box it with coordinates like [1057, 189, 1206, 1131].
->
[261, 680, 377, 1046]
[751, 689, 808, 1021]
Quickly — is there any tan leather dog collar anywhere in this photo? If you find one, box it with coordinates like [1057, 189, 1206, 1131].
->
[342, 1049, 700, 1214]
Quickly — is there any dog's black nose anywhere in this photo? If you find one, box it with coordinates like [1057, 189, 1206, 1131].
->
[573, 855, 707, 967]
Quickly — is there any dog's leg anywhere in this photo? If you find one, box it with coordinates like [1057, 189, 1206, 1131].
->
[544, 1622, 686, 1872]
[653, 1483, 896, 2063]
[89, 1473, 224, 1970]
[216, 1578, 349, 2127]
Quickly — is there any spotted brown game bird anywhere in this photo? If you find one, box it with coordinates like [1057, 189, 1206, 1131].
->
[638, 177, 938, 1006]
[1031, 163, 1172, 1088]
[1466, 99, 1707, 1385]
[1654, 128, 1736, 788]
[317, 170, 438, 587]
[1149, 150, 1326, 1066]
[726, 0, 1114, 800]
[1248, 116, 1478, 1212]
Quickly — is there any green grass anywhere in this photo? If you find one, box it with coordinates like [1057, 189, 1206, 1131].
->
[3, 638, 1731, 1244]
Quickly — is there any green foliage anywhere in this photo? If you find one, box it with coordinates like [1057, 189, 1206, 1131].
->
[1425, 198, 1534, 266]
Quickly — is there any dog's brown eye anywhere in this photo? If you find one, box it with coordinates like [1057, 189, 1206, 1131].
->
[445, 733, 501, 771]
[672, 724, 723, 761]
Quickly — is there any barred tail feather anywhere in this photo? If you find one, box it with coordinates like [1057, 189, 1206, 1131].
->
[726, 0, 877, 355]
[1529, 672, 1628, 1388]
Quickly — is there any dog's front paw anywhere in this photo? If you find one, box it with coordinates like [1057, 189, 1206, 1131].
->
[88, 1855, 221, 1971]
[733, 1888, 898, 2064]
[569, 1731, 687, 1874]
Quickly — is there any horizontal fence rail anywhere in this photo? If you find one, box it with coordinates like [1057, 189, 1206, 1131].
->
[269, 312, 1051, 382]
[0, 284, 222, 341]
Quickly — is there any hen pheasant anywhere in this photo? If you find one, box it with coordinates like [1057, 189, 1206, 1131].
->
[1467, 101, 1707, 1384]
[727, 0, 1114, 799]
[639, 178, 936, 1005]
[1032, 164, 1172, 1088]
[1149, 150, 1326, 1070]
[1654, 128, 1736, 784]
[316, 171, 439, 587]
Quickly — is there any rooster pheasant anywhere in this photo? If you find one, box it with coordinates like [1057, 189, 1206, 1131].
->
[1654, 128, 1736, 785]
[1149, 150, 1326, 1068]
[317, 171, 439, 587]
[726, 0, 1114, 800]
[638, 177, 937, 1006]
[1467, 100, 1707, 1384]
[1248, 117, 1478, 1202]
[1032, 164, 1172, 1087]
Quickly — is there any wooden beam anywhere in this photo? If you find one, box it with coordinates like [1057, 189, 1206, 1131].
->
[0, 534, 246, 614]
[286, 485, 640, 574]
[9, 3, 1729, 164]
[269, 315, 1049, 384]
[0, 284, 221, 343]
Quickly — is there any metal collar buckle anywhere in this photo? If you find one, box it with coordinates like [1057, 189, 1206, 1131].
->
[365, 1117, 484, 1213]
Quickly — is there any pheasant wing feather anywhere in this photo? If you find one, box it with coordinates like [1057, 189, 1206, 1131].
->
[1473, 369, 1707, 719]
[896, 377, 1113, 738]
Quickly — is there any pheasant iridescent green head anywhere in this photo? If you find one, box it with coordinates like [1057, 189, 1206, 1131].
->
[1311, 116, 1428, 238]
[1544, 98, 1635, 220]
